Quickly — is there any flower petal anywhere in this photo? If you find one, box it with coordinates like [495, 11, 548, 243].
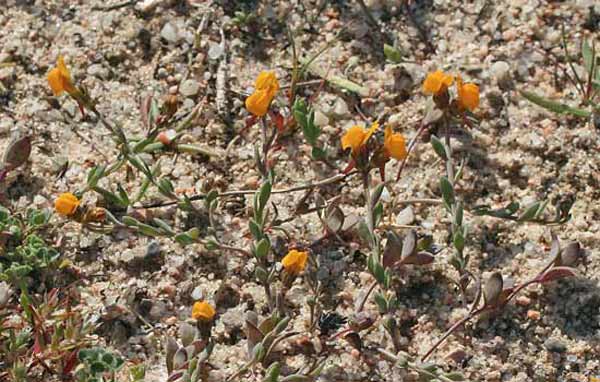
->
[47, 68, 65, 96]
[341, 126, 367, 154]
[282, 249, 308, 275]
[384, 126, 407, 160]
[55, 193, 80, 216]
[457, 76, 480, 111]
[245, 89, 272, 117]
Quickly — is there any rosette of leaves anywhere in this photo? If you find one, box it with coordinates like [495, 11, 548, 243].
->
[165, 323, 214, 382]
[75, 347, 124, 382]
[0, 207, 58, 286]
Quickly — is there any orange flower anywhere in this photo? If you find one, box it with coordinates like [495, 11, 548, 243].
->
[341, 122, 379, 156]
[281, 249, 308, 275]
[383, 126, 407, 160]
[456, 76, 479, 112]
[192, 301, 216, 322]
[245, 71, 279, 117]
[47, 56, 77, 96]
[422, 70, 454, 95]
[54, 193, 80, 216]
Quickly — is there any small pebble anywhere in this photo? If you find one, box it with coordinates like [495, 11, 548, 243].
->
[527, 310, 540, 320]
[544, 338, 567, 353]
[516, 296, 531, 307]
[179, 79, 201, 97]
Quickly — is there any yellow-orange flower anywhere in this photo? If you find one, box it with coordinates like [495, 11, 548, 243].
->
[54, 193, 80, 216]
[422, 70, 454, 95]
[245, 71, 279, 117]
[341, 122, 379, 156]
[281, 249, 308, 275]
[456, 76, 479, 112]
[383, 126, 407, 160]
[47, 56, 77, 96]
[192, 301, 216, 322]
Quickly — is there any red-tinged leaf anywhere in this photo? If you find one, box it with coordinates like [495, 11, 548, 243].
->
[167, 371, 185, 382]
[537, 266, 577, 283]
[62, 350, 78, 375]
[245, 115, 258, 129]
[378, 165, 385, 182]
[342, 159, 356, 174]
[498, 286, 514, 306]
[269, 110, 285, 133]
[400, 251, 435, 266]
[77, 101, 85, 117]
[32, 333, 42, 354]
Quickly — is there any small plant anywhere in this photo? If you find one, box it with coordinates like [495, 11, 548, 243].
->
[75, 347, 125, 382]
[421, 235, 583, 361]
[165, 322, 214, 382]
[521, 31, 599, 121]
[0, 207, 58, 288]
[0, 286, 96, 381]
[293, 98, 331, 164]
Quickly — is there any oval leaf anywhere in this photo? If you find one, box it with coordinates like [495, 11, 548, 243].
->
[401, 230, 417, 259]
[560, 242, 582, 267]
[382, 231, 403, 268]
[538, 266, 577, 283]
[483, 272, 503, 307]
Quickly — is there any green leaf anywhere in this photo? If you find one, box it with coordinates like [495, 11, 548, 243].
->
[439, 177, 455, 209]
[255, 238, 271, 258]
[293, 99, 321, 147]
[373, 260, 386, 285]
[453, 230, 465, 254]
[444, 372, 466, 381]
[300, 58, 369, 97]
[370, 183, 385, 209]
[582, 39, 595, 77]
[258, 181, 272, 212]
[373, 202, 384, 227]
[520, 90, 591, 118]
[158, 178, 175, 197]
[136, 223, 162, 237]
[255, 266, 268, 284]
[383, 44, 404, 63]
[116, 184, 130, 206]
[122, 216, 140, 227]
[174, 232, 195, 245]
[367, 253, 376, 275]
[86, 166, 106, 189]
[430, 135, 447, 161]
[311, 146, 326, 160]
[517, 201, 541, 222]
[373, 292, 388, 314]
[205, 189, 218, 210]
[93, 186, 128, 208]
[262, 362, 281, 382]
[152, 218, 175, 236]
[249, 219, 263, 241]
[453, 202, 463, 227]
